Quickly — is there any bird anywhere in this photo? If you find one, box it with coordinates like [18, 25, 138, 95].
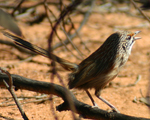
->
[3, 30, 141, 113]
[68, 31, 141, 112]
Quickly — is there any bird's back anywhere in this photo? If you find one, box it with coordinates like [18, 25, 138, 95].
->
[68, 32, 124, 90]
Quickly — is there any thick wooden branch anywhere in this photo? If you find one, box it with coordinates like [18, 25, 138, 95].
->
[0, 73, 149, 120]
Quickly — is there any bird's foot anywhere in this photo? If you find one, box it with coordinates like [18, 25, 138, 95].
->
[91, 102, 100, 108]
[107, 108, 120, 113]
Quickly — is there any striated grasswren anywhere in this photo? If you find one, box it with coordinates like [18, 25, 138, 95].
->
[68, 31, 141, 112]
[3, 30, 141, 112]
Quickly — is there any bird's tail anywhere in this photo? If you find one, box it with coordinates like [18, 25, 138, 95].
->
[2, 31, 78, 71]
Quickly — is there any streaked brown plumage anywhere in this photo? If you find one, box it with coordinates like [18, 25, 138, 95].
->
[68, 31, 141, 112]
[3, 30, 141, 112]
[69, 31, 140, 90]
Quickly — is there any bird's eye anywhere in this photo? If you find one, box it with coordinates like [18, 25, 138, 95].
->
[126, 35, 131, 40]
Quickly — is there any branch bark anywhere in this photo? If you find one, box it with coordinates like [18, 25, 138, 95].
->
[0, 73, 149, 120]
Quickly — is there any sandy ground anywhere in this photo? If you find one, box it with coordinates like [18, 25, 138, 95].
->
[0, 3, 150, 120]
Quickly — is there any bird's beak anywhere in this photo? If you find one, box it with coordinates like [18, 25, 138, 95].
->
[133, 31, 141, 41]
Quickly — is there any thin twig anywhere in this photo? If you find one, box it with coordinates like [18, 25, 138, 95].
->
[0, 97, 50, 107]
[126, 74, 141, 87]
[140, 89, 145, 98]
[0, 114, 15, 120]
[67, 17, 90, 53]
[63, 0, 95, 54]
[0, 68, 29, 120]
[52, 1, 93, 51]
[11, 0, 25, 17]
[47, 1, 83, 120]
[130, 0, 150, 23]
[43, 1, 82, 60]
[0, 1, 59, 9]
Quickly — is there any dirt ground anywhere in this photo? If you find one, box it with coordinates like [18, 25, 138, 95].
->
[0, 3, 150, 120]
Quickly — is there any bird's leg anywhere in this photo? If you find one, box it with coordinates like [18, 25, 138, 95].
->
[95, 91, 120, 113]
[85, 90, 99, 107]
